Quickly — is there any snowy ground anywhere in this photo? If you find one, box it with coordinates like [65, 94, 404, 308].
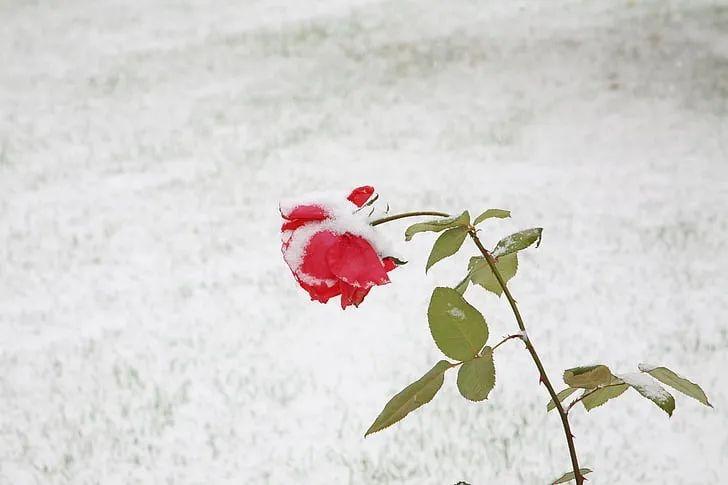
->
[1, 0, 727, 483]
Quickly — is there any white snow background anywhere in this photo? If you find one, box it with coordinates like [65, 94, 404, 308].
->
[1, 0, 727, 483]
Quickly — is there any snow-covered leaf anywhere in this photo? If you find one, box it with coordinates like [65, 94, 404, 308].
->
[426, 226, 468, 272]
[468, 253, 518, 297]
[551, 468, 593, 484]
[547, 387, 579, 412]
[404, 211, 470, 241]
[457, 347, 495, 401]
[428, 287, 488, 361]
[620, 372, 676, 417]
[365, 360, 452, 436]
[492, 227, 543, 258]
[563, 365, 612, 389]
[473, 208, 510, 225]
[638, 364, 712, 407]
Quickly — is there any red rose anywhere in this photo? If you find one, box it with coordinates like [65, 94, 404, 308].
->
[280, 186, 398, 309]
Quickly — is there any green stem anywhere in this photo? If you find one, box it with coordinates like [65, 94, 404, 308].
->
[467, 228, 584, 485]
[369, 211, 450, 226]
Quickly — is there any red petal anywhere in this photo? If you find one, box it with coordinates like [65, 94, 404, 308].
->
[326, 233, 390, 288]
[282, 204, 329, 222]
[281, 219, 310, 232]
[340, 282, 372, 309]
[382, 257, 398, 272]
[283, 231, 342, 304]
[346, 186, 375, 207]
[298, 230, 339, 283]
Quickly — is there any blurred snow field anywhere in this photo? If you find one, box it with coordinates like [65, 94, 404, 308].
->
[0, 0, 727, 484]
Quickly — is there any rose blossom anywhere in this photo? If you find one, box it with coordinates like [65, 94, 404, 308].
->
[280, 186, 398, 309]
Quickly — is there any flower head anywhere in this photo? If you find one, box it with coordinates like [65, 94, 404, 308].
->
[280, 186, 398, 309]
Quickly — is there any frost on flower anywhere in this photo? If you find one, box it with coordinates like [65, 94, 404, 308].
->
[280, 186, 400, 309]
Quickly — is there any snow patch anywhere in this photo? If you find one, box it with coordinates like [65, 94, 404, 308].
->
[492, 235, 517, 257]
[638, 363, 660, 373]
[618, 372, 672, 404]
[279, 190, 352, 218]
[447, 306, 466, 320]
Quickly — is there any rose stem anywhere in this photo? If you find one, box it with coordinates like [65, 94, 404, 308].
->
[467, 227, 584, 485]
[370, 210, 585, 485]
[369, 211, 450, 226]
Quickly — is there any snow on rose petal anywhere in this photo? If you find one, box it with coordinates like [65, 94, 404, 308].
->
[295, 273, 341, 303]
[282, 203, 329, 221]
[280, 186, 399, 309]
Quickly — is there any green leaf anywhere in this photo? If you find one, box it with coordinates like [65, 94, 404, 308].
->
[428, 287, 488, 361]
[365, 360, 452, 436]
[563, 365, 612, 389]
[582, 382, 629, 411]
[468, 253, 518, 297]
[638, 364, 712, 407]
[473, 208, 510, 225]
[457, 347, 496, 401]
[425, 226, 469, 272]
[547, 387, 579, 412]
[404, 211, 470, 241]
[620, 373, 676, 417]
[492, 227, 543, 258]
[551, 468, 593, 484]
